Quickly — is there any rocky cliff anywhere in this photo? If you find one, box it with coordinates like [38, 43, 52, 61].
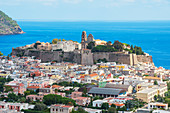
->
[0, 10, 24, 35]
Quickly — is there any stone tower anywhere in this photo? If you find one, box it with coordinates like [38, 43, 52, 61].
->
[81, 31, 87, 49]
[87, 33, 95, 43]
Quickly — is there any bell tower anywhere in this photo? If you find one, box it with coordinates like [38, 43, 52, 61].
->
[81, 31, 87, 49]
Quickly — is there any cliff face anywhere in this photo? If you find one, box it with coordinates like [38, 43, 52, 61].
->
[0, 10, 24, 35]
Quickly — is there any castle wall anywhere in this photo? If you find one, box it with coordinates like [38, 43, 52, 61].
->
[93, 52, 110, 62]
[93, 52, 132, 65]
[40, 51, 62, 62]
[81, 50, 94, 65]
[63, 52, 75, 62]
[132, 54, 138, 65]
[73, 53, 81, 64]
[26, 50, 40, 58]
[137, 55, 153, 63]
[12, 48, 153, 65]
[109, 53, 131, 65]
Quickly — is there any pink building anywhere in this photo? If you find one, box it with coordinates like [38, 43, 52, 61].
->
[73, 97, 91, 106]
[28, 80, 49, 88]
[71, 91, 82, 99]
[4, 81, 26, 95]
[26, 94, 43, 101]
[56, 92, 66, 97]
[51, 104, 74, 113]
[0, 101, 28, 112]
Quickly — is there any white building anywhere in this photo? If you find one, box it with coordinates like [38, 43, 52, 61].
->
[51, 41, 76, 52]
[148, 103, 168, 110]
[92, 100, 107, 107]
[84, 108, 102, 113]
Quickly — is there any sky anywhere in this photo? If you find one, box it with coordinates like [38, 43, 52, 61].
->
[0, 0, 170, 21]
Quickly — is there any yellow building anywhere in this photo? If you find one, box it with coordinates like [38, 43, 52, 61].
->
[136, 82, 154, 92]
[136, 85, 167, 103]
[40, 65, 68, 71]
[95, 39, 107, 45]
[0, 74, 8, 78]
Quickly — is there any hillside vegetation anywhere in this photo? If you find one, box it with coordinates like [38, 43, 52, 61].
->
[0, 10, 24, 35]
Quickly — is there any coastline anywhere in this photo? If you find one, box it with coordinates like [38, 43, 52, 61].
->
[0, 31, 25, 36]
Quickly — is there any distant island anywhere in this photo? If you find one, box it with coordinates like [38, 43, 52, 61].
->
[0, 10, 24, 35]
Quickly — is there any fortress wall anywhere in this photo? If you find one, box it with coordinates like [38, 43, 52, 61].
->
[93, 52, 131, 65]
[109, 53, 131, 65]
[63, 52, 75, 62]
[12, 48, 153, 65]
[132, 54, 138, 65]
[12, 48, 26, 56]
[81, 51, 94, 65]
[93, 52, 110, 62]
[137, 55, 153, 63]
[40, 51, 62, 62]
[27, 50, 40, 58]
[73, 53, 81, 64]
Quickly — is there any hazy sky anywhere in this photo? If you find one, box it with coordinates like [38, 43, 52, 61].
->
[0, 0, 170, 21]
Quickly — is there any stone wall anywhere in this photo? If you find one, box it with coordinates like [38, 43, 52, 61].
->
[40, 51, 62, 62]
[12, 48, 153, 65]
[81, 50, 94, 65]
[93, 52, 110, 62]
[73, 52, 81, 64]
[109, 53, 131, 65]
[93, 52, 132, 65]
[137, 55, 153, 63]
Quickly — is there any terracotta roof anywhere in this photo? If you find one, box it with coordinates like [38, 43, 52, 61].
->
[75, 97, 89, 99]
[156, 104, 167, 107]
[62, 105, 73, 108]
[27, 86, 40, 89]
[89, 73, 98, 77]
[114, 103, 125, 106]
[143, 76, 161, 80]
[52, 85, 61, 88]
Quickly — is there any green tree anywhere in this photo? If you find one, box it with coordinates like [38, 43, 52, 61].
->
[130, 45, 134, 50]
[111, 104, 116, 108]
[4, 86, 13, 92]
[101, 103, 109, 110]
[52, 39, 58, 44]
[0, 51, 3, 56]
[108, 107, 117, 113]
[8, 93, 18, 102]
[43, 94, 75, 106]
[87, 41, 95, 49]
[113, 41, 124, 52]
[82, 87, 87, 96]
[167, 82, 170, 90]
[107, 41, 112, 46]
[92, 45, 117, 52]
[117, 106, 126, 111]
[34, 103, 47, 111]
[71, 107, 88, 113]
[20, 97, 26, 103]
[32, 74, 36, 79]
[154, 80, 158, 85]
[154, 95, 157, 101]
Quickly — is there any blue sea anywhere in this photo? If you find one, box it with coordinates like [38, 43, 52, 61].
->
[0, 21, 170, 69]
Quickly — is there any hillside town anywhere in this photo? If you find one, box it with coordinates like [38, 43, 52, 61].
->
[0, 31, 169, 113]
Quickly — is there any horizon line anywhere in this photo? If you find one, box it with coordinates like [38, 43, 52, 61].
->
[16, 19, 170, 22]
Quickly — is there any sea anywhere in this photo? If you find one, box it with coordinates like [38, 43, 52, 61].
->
[0, 21, 170, 69]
